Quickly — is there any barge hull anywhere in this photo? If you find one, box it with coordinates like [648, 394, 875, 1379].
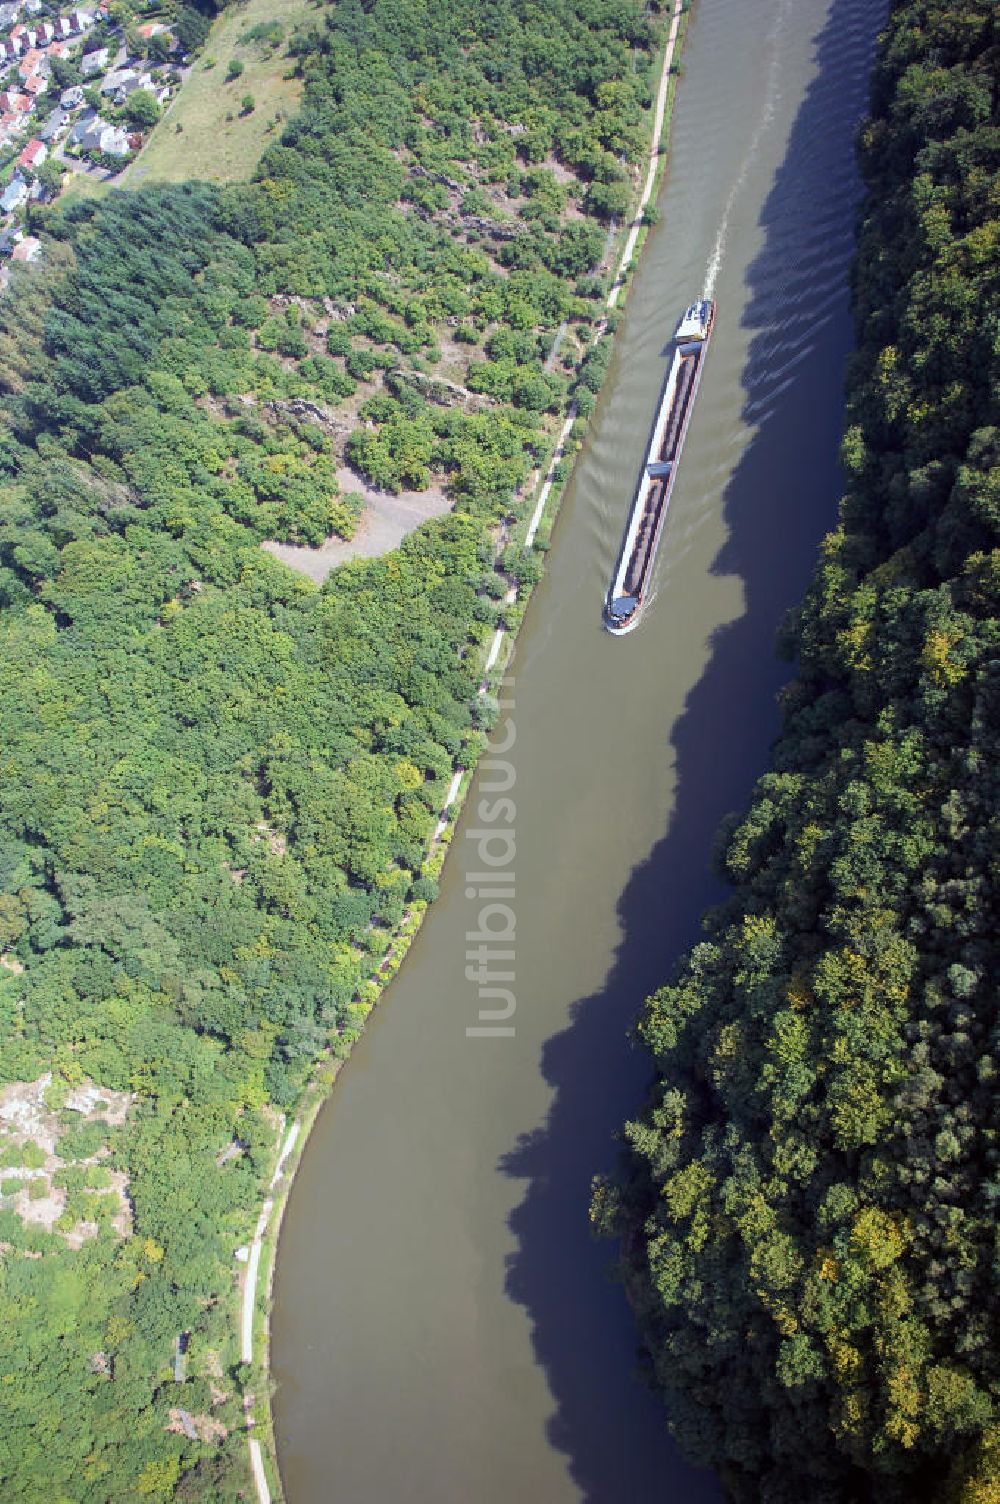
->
[605, 299, 715, 633]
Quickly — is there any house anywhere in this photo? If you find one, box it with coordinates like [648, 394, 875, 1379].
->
[136, 20, 166, 38]
[99, 123, 128, 154]
[38, 104, 69, 140]
[66, 104, 97, 143]
[11, 234, 41, 261]
[70, 8, 94, 28]
[80, 45, 107, 75]
[53, 15, 73, 38]
[23, 0, 42, 14]
[0, 3, 20, 25]
[21, 73, 45, 97]
[100, 68, 153, 105]
[18, 49, 49, 79]
[35, 20, 53, 42]
[46, 39, 68, 58]
[115, 74, 150, 103]
[0, 113, 29, 139]
[0, 91, 31, 113]
[59, 85, 82, 109]
[0, 175, 28, 212]
[68, 110, 128, 155]
[16, 136, 44, 170]
[99, 67, 136, 94]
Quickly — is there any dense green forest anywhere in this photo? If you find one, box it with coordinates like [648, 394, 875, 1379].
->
[0, 0, 663, 1498]
[597, 3, 1000, 1501]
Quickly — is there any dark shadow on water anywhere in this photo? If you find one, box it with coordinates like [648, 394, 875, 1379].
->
[498, 2, 884, 1500]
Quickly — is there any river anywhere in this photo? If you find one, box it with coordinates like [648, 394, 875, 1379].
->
[271, 0, 884, 1499]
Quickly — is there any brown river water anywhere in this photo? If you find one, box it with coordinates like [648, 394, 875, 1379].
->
[272, 0, 885, 1498]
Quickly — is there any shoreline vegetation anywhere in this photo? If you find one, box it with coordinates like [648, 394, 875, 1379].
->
[250, 5, 690, 1499]
[0, 2, 695, 1500]
[599, 3, 1000, 1502]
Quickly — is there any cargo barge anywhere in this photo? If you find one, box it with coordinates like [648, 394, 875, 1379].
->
[604, 298, 715, 633]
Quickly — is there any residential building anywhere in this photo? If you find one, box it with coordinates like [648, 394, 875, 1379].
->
[68, 110, 128, 155]
[38, 105, 70, 140]
[100, 67, 152, 105]
[99, 66, 135, 94]
[11, 234, 41, 261]
[16, 136, 45, 169]
[18, 49, 49, 79]
[80, 45, 108, 75]
[0, 175, 27, 212]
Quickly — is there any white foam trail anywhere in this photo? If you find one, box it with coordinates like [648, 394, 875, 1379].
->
[703, 0, 789, 301]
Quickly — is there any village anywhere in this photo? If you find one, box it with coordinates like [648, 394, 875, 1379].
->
[0, 0, 186, 275]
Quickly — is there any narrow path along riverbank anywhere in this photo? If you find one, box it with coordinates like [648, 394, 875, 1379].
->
[242, 6, 688, 1500]
[242, 1123, 299, 1504]
[526, 0, 683, 552]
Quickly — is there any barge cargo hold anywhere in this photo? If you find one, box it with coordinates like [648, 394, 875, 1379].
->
[604, 298, 715, 633]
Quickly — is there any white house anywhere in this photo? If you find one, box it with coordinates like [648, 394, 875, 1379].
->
[69, 110, 129, 155]
[79, 45, 107, 75]
[0, 175, 28, 212]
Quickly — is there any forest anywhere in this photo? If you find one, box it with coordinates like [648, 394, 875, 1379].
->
[597, 2, 1000, 1501]
[0, 0, 663, 1498]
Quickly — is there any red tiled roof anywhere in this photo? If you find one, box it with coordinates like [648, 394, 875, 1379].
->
[17, 138, 45, 166]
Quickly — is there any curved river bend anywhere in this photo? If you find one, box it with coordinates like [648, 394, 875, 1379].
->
[272, 1, 885, 1499]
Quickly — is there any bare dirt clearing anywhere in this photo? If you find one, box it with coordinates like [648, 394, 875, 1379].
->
[263, 468, 452, 582]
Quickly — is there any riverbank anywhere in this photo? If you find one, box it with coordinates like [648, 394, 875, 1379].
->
[245, 5, 690, 1499]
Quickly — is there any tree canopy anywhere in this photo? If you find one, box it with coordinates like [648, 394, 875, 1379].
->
[0, 0, 662, 1497]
